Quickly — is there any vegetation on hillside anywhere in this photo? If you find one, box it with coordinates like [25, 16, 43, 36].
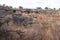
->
[0, 4, 60, 40]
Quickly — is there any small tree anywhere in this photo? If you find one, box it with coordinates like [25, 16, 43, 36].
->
[45, 7, 48, 10]
[53, 8, 56, 10]
[3, 4, 5, 7]
[36, 7, 42, 10]
[19, 6, 23, 9]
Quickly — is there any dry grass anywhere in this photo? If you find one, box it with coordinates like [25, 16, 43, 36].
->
[1, 10, 60, 40]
